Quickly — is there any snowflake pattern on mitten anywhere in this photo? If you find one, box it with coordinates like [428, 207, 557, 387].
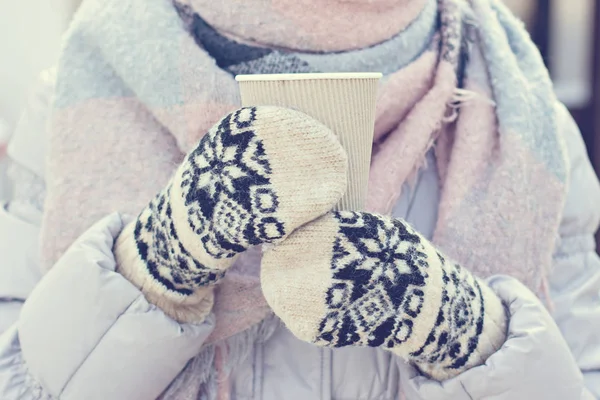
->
[262, 211, 507, 380]
[134, 108, 286, 294]
[122, 106, 347, 300]
[179, 108, 287, 257]
[316, 211, 486, 371]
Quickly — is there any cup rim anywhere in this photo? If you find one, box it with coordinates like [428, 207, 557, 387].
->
[235, 72, 382, 82]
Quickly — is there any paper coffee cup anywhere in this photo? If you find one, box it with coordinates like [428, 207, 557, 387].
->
[236, 72, 381, 211]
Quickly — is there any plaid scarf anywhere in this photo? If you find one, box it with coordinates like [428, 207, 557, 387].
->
[43, 0, 567, 397]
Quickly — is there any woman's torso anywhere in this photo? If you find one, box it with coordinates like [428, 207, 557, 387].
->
[6, 109, 442, 400]
[9, 2, 442, 398]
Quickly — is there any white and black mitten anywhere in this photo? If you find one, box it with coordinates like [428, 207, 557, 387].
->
[261, 211, 508, 381]
[115, 107, 347, 322]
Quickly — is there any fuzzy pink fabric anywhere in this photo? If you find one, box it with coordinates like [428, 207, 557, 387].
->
[180, 0, 429, 52]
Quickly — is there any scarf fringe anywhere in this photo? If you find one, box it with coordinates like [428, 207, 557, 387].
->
[159, 314, 280, 400]
[403, 87, 474, 189]
[221, 313, 280, 375]
[158, 345, 217, 400]
[444, 87, 495, 123]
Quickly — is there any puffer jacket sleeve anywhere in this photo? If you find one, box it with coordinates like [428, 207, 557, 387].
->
[0, 212, 215, 400]
[400, 275, 594, 399]
[400, 103, 600, 399]
[0, 203, 42, 334]
[548, 103, 600, 398]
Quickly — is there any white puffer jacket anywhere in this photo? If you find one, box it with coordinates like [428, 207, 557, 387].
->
[0, 80, 599, 400]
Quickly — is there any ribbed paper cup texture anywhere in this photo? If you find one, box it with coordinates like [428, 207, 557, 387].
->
[236, 73, 381, 211]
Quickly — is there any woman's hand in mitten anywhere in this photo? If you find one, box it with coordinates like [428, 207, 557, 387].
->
[114, 107, 347, 323]
[261, 211, 508, 381]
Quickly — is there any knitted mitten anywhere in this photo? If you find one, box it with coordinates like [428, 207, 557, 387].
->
[115, 107, 347, 322]
[261, 211, 508, 381]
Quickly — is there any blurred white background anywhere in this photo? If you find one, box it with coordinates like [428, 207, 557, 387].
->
[0, 0, 80, 128]
[0, 0, 81, 199]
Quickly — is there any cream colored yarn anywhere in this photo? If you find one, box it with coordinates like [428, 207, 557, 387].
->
[262, 211, 507, 381]
[114, 106, 348, 322]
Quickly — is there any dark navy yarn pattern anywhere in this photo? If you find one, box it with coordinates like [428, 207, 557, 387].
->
[181, 108, 286, 256]
[315, 211, 429, 348]
[316, 211, 484, 370]
[133, 185, 223, 296]
[409, 261, 485, 371]
[186, 9, 315, 76]
[134, 108, 285, 295]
